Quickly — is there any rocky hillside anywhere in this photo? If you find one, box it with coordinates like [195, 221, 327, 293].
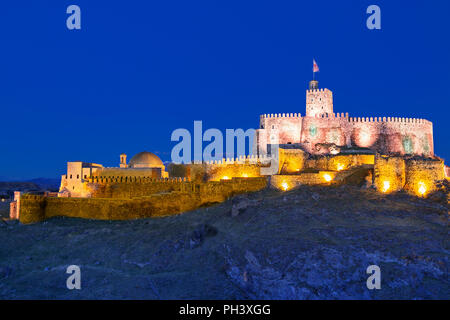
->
[0, 185, 448, 299]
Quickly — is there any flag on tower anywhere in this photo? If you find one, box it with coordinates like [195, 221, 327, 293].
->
[313, 59, 319, 73]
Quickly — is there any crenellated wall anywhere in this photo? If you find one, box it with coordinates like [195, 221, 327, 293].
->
[255, 85, 434, 157]
[348, 116, 433, 156]
[86, 177, 188, 199]
[258, 113, 303, 154]
[18, 177, 268, 224]
[256, 112, 434, 157]
[300, 114, 351, 153]
[167, 155, 274, 182]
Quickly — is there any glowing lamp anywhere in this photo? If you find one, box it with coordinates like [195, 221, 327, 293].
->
[323, 174, 332, 182]
[281, 182, 289, 191]
[382, 181, 390, 193]
[337, 164, 345, 171]
[418, 182, 427, 196]
[222, 176, 230, 180]
[242, 173, 248, 178]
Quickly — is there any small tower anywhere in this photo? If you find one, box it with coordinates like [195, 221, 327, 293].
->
[120, 153, 127, 168]
[309, 80, 319, 90]
[305, 80, 333, 117]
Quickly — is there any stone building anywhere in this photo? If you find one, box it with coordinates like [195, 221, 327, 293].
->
[59, 151, 169, 197]
[255, 80, 434, 157]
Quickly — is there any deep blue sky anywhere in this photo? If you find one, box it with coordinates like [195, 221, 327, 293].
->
[0, 0, 449, 179]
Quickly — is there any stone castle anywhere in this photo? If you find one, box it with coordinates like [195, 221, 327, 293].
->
[255, 80, 434, 157]
[10, 78, 448, 223]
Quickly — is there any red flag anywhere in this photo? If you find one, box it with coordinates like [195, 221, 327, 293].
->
[313, 59, 319, 72]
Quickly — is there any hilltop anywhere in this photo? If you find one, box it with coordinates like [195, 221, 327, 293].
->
[0, 185, 448, 299]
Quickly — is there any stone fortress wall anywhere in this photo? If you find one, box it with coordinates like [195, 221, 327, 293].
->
[255, 85, 434, 157]
[373, 155, 445, 195]
[258, 111, 433, 156]
[18, 177, 268, 224]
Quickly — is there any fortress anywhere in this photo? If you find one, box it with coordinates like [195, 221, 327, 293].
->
[10, 78, 448, 224]
[58, 151, 169, 198]
[255, 80, 434, 156]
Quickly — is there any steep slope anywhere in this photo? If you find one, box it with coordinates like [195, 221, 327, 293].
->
[0, 185, 448, 299]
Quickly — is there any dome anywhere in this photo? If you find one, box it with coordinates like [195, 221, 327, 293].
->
[128, 151, 163, 168]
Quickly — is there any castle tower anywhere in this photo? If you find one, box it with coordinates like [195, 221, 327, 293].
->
[305, 80, 333, 117]
[120, 153, 127, 168]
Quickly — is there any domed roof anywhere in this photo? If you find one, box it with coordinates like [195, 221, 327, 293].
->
[128, 151, 163, 168]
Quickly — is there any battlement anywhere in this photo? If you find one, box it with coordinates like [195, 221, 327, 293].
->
[314, 112, 349, 119]
[202, 154, 274, 165]
[88, 176, 188, 184]
[306, 88, 330, 94]
[348, 116, 432, 124]
[260, 113, 302, 119]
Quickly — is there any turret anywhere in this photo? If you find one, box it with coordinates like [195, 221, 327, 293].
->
[120, 153, 127, 168]
[305, 80, 333, 117]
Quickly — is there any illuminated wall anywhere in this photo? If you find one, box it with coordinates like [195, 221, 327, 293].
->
[255, 87, 434, 157]
[278, 148, 308, 174]
[403, 158, 445, 196]
[270, 171, 337, 191]
[304, 154, 374, 172]
[18, 177, 268, 224]
[373, 155, 406, 193]
[374, 155, 444, 196]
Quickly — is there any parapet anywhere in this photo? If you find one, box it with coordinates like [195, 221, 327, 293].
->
[348, 116, 432, 124]
[314, 112, 349, 119]
[88, 176, 188, 184]
[260, 113, 302, 119]
[203, 154, 274, 165]
[306, 88, 331, 94]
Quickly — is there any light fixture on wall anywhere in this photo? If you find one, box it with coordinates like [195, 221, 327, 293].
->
[382, 181, 390, 193]
[418, 181, 427, 196]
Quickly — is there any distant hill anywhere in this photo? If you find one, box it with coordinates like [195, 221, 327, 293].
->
[0, 182, 41, 196]
[27, 178, 60, 191]
[0, 178, 60, 195]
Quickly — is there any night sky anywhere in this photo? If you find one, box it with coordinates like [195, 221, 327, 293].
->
[0, 0, 449, 179]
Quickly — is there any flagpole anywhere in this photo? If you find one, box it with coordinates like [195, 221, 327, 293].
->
[312, 59, 315, 81]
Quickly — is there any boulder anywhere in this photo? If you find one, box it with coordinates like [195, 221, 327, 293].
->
[231, 196, 250, 217]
